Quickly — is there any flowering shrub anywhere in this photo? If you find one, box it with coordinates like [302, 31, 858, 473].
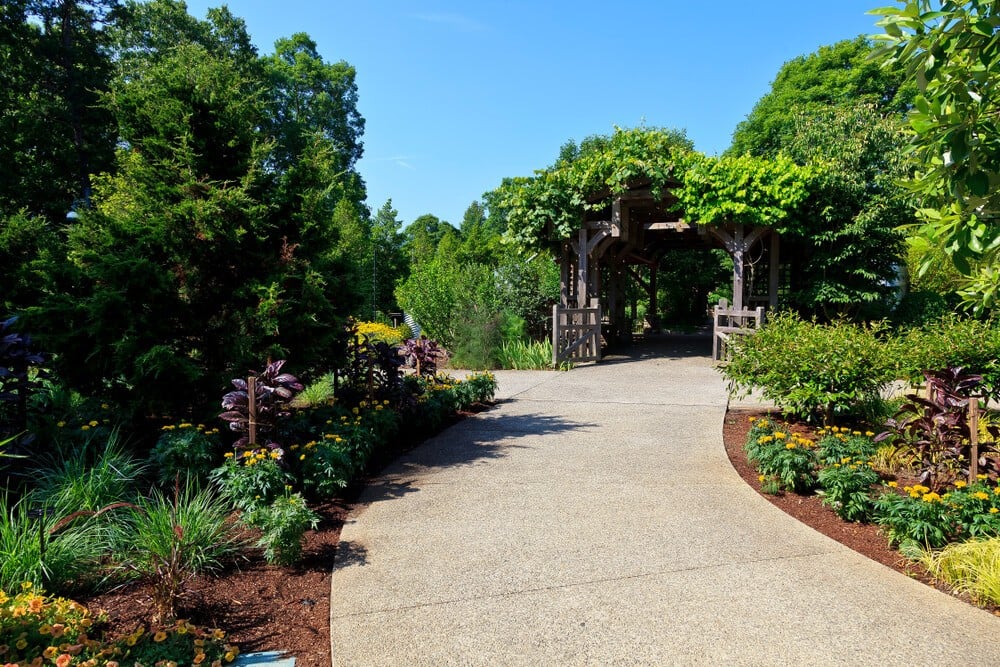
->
[874, 483, 955, 548]
[743, 417, 818, 493]
[122, 619, 238, 667]
[815, 426, 876, 466]
[353, 321, 407, 347]
[874, 480, 1000, 548]
[211, 452, 291, 512]
[0, 582, 108, 666]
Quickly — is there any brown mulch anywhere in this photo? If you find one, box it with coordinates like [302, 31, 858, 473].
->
[80, 405, 999, 666]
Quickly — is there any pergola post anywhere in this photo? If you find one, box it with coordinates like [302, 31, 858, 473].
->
[731, 224, 745, 311]
[648, 263, 658, 327]
[768, 232, 780, 308]
[577, 227, 588, 308]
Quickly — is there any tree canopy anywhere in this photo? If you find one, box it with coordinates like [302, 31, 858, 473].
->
[873, 0, 1000, 312]
[4, 0, 368, 417]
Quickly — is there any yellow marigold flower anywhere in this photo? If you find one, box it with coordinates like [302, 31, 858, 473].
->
[748, 416, 757, 423]
[955, 480, 967, 488]
[922, 492, 942, 503]
[887, 481, 898, 488]
[785, 442, 797, 449]
[212, 629, 226, 640]
[80, 425, 90, 431]
[991, 508, 999, 514]
[153, 631, 168, 643]
[995, 486, 1000, 496]
[299, 454, 306, 461]
[269, 451, 280, 460]
[774, 431, 786, 439]
[978, 474, 988, 480]
[178, 423, 191, 429]
[290, 444, 299, 450]
[224, 452, 234, 458]
[973, 491, 990, 501]
[88, 420, 99, 427]
[865, 431, 874, 437]
[56, 421, 66, 428]
[352, 407, 359, 415]
[376, 405, 384, 411]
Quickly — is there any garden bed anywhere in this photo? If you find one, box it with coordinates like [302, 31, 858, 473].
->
[724, 407, 1000, 616]
[75, 404, 998, 667]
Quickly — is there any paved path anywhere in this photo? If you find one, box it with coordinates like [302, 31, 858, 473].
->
[329, 337, 1000, 665]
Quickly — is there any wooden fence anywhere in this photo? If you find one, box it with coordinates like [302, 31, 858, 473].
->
[553, 300, 601, 365]
[712, 298, 764, 361]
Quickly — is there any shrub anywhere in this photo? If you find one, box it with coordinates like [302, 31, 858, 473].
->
[724, 311, 894, 422]
[150, 423, 222, 488]
[246, 491, 319, 565]
[918, 537, 1000, 607]
[112, 480, 244, 624]
[896, 315, 1000, 399]
[219, 359, 303, 452]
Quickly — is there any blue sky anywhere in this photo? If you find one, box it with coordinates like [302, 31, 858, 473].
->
[182, 1, 887, 228]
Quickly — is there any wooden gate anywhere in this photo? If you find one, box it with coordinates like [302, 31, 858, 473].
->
[553, 299, 601, 365]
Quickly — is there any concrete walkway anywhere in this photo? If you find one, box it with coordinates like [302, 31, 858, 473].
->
[329, 337, 1000, 665]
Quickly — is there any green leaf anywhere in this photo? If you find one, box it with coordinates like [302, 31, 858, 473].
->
[967, 171, 989, 196]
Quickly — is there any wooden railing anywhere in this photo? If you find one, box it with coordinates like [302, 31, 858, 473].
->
[553, 299, 601, 365]
[712, 298, 764, 361]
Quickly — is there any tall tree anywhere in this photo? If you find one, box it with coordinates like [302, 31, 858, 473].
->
[28, 1, 365, 417]
[727, 38, 913, 318]
[370, 200, 407, 316]
[729, 37, 913, 157]
[0, 0, 117, 219]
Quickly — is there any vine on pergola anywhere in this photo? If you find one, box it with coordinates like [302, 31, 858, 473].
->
[491, 127, 823, 252]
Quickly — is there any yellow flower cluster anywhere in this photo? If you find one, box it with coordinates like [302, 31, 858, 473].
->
[354, 321, 406, 346]
[239, 448, 282, 467]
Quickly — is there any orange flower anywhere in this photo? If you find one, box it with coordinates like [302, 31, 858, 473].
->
[55, 654, 71, 667]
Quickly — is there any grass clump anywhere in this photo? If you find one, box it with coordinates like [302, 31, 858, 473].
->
[919, 537, 1000, 606]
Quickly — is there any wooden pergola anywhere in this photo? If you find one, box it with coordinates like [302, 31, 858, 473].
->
[553, 182, 781, 364]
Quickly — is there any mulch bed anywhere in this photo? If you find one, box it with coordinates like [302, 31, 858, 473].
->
[79, 405, 999, 666]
